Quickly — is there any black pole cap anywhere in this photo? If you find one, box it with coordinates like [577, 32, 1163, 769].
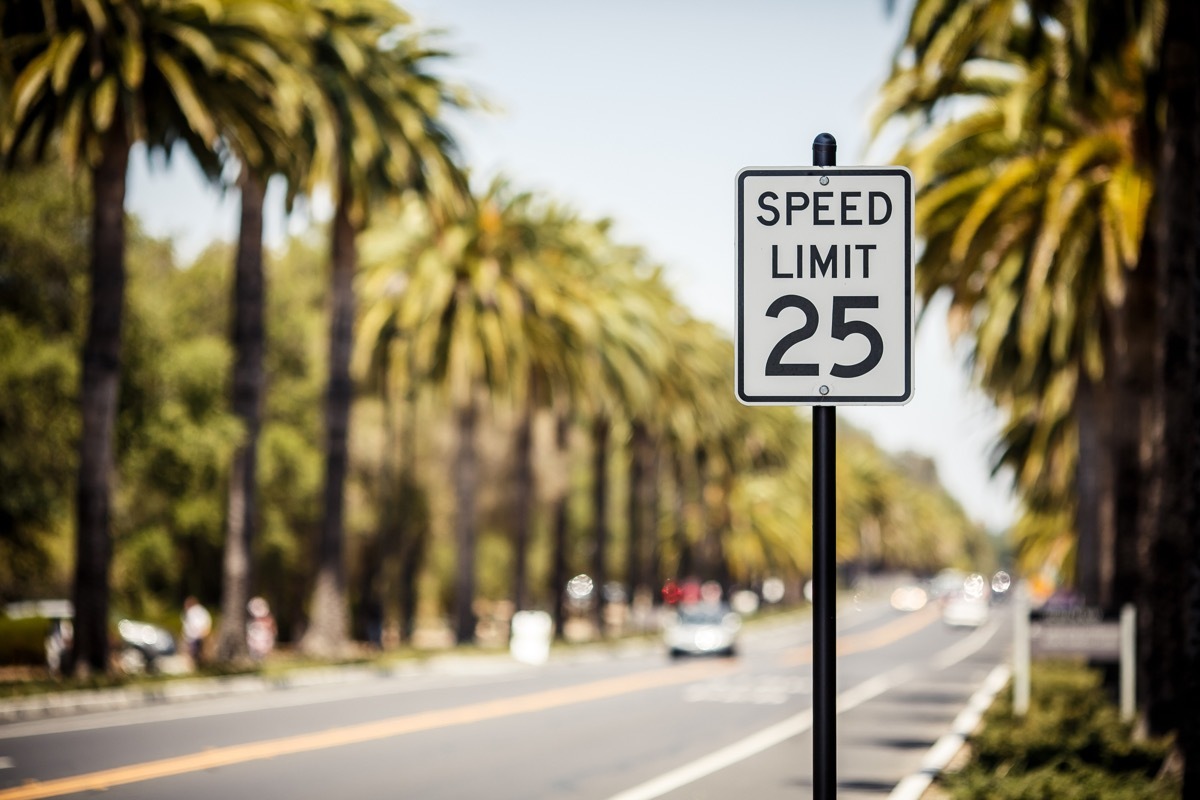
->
[813, 133, 837, 167]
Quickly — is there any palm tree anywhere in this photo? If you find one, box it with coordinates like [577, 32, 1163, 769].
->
[0, 0, 136, 676]
[359, 181, 545, 643]
[0, 0, 303, 674]
[876, 4, 1153, 609]
[297, 4, 470, 656]
[617, 275, 678, 611]
[213, 168, 268, 663]
[504, 205, 597, 614]
[184, 2, 314, 666]
[514, 209, 605, 636]
[881, 0, 1200, 765]
[1150, 0, 1200, 767]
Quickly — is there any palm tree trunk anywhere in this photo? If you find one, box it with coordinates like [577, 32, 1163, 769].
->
[216, 171, 267, 664]
[71, 121, 129, 676]
[627, 422, 661, 607]
[358, 537, 382, 645]
[390, 352, 424, 644]
[1111, 243, 1158, 613]
[1074, 373, 1115, 609]
[399, 510, 426, 642]
[453, 395, 480, 644]
[714, 468, 734, 593]
[301, 183, 356, 657]
[396, 449, 428, 644]
[672, 449, 693, 580]
[549, 409, 571, 639]
[511, 375, 537, 611]
[1151, 3, 1200, 777]
[645, 441, 663, 603]
[591, 414, 611, 635]
[626, 420, 647, 601]
[695, 445, 715, 581]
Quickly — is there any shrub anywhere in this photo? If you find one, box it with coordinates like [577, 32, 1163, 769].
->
[0, 617, 51, 666]
[940, 661, 1178, 799]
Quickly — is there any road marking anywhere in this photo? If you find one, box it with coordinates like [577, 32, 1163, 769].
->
[0, 758, 13, 770]
[887, 663, 1010, 800]
[607, 606, 1001, 800]
[0, 667, 536, 740]
[930, 619, 999, 669]
[608, 660, 918, 800]
[0, 660, 733, 800]
[608, 709, 815, 800]
[684, 675, 811, 705]
[779, 603, 940, 666]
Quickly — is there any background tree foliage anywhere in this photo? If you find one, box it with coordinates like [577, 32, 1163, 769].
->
[1, 2, 989, 667]
[0, 156, 986, 641]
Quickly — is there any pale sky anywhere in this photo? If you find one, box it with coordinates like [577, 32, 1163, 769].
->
[125, 0, 1019, 532]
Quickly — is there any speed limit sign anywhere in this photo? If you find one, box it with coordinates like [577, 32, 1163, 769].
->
[735, 167, 914, 405]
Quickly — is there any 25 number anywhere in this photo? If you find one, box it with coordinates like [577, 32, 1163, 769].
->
[765, 295, 883, 379]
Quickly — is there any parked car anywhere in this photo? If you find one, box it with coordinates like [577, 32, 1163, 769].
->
[4, 600, 177, 674]
[116, 618, 177, 674]
[663, 603, 741, 658]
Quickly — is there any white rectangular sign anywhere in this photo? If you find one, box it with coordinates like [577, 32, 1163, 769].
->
[736, 167, 914, 405]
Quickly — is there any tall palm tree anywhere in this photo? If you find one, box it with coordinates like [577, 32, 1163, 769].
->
[503, 204, 596, 614]
[1151, 0, 1200, 767]
[512, 208, 605, 636]
[174, 1, 315, 666]
[570, 228, 667, 633]
[298, 4, 469, 656]
[359, 181, 538, 643]
[881, 0, 1200, 765]
[617, 274, 678, 609]
[876, 5, 1152, 609]
[0, 0, 301, 674]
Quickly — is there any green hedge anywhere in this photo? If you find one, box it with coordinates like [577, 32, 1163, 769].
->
[0, 617, 51, 666]
[941, 661, 1178, 799]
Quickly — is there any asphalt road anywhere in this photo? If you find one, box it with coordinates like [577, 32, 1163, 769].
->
[0, 595, 1011, 800]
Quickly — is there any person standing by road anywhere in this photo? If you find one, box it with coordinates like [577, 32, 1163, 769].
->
[181, 596, 212, 668]
[246, 596, 276, 661]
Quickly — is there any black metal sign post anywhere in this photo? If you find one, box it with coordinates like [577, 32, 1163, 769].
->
[735, 130, 913, 798]
[811, 132, 837, 800]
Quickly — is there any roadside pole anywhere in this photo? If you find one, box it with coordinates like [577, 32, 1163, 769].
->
[735, 131, 914, 799]
[811, 132, 837, 800]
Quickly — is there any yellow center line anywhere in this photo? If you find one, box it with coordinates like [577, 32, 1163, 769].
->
[778, 603, 941, 667]
[0, 659, 734, 800]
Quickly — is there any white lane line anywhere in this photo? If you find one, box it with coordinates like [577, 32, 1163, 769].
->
[606, 709, 814, 800]
[886, 663, 1011, 800]
[0, 757, 14, 770]
[607, 662, 917, 800]
[930, 620, 999, 670]
[608, 615, 1006, 800]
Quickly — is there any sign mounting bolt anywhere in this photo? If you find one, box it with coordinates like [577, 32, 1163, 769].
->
[819, 385, 830, 395]
[819, 175, 829, 186]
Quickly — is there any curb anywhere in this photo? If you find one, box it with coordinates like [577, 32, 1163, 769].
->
[886, 662, 1011, 800]
[0, 662, 420, 725]
[0, 607, 817, 726]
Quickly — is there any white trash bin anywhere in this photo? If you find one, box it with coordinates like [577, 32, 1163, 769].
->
[509, 610, 553, 665]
